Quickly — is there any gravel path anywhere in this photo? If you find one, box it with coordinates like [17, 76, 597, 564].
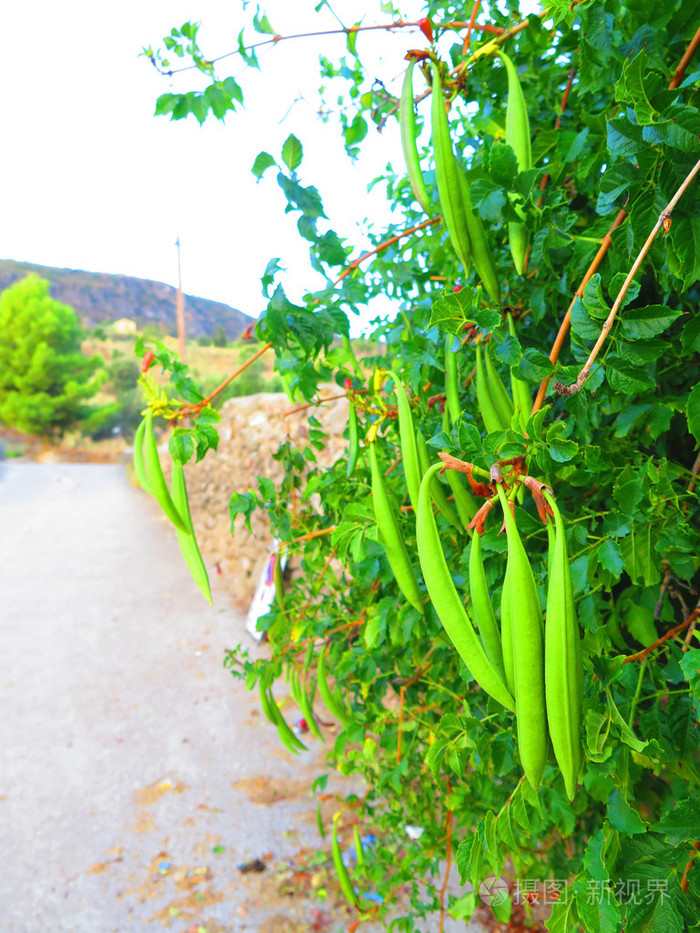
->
[0, 462, 484, 933]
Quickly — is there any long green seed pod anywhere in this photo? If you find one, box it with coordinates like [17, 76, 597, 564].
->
[484, 344, 514, 428]
[394, 381, 421, 510]
[417, 464, 515, 710]
[142, 410, 189, 533]
[353, 825, 365, 866]
[500, 554, 515, 695]
[475, 343, 506, 433]
[430, 62, 473, 273]
[297, 672, 324, 741]
[444, 334, 461, 424]
[400, 59, 433, 214]
[317, 648, 353, 727]
[346, 403, 360, 478]
[416, 429, 462, 530]
[507, 313, 532, 432]
[171, 458, 213, 605]
[457, 170, 501, 304]
[132, 418, 153, 494]
[543, 493, 583, 801]
[468, 532, 506, 680]
[497, 485, 546, 791]
[499, 51, 532, 275]
[332, 816, 358, 908]
[266, 684, 308, 754]
[369, 439, 424, 612]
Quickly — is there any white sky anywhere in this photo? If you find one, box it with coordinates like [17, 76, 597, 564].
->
[1, 1, 539, 336]
[0, 0, 436, 335]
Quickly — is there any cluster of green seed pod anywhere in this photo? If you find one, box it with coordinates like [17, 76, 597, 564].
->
[474, 324, 532, 435]
[133, 409, 212, 605]
[398, 50, 532, 287]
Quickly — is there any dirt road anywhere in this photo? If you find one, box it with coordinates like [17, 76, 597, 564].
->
[0, 462, 484, 933]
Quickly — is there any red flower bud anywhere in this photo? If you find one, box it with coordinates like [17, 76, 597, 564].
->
[418, 17, 433, 43]
[142, 350, 156, 373]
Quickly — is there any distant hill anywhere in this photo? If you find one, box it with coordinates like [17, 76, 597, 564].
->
[0, 259, 255, 339]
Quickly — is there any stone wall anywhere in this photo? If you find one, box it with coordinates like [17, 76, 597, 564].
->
[174, 391, 350, 610]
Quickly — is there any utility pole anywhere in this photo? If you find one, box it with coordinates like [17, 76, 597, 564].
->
[175, 236, 187, 363]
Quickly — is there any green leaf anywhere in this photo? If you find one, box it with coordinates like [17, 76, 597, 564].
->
[680, 649, 700, 698]
[585, 709, 612, 762]
[681, 315, 700, 354]
[607, 790, 647, 835]
[652, 798, 700, 845]
[253, 9, 276, 34]
[429, 288, 474, 335]
[619, 305, 683, 339]
[571, 296, 601, 340]
[346, 25, 359, 56]
[686, 383, 700, 442]
[606, 358, 656, 394]
[546, 421, 579, 462]
[252, 151, 276, 179]
[545, 898, 580, 933]
[607, 113, 645, 160]
[668, 215, 700, 289]
[614, 50, 660, 125]
[624, 889, 685, 933]
[597, 163, 639, 216]
[281, 134, 303, 172]
[495, 333, 522, 366]
[597, 539, 624, 577]
[488, 142, 519, 188]
[518, 347, 553, 382]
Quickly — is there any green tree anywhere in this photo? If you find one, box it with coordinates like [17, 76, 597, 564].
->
[0, 274, 109, 436]
[212, 324, 228, 347]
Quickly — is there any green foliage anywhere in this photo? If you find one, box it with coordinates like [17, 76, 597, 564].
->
[147, 2, 700, 929]
[0, 275, 110, 436]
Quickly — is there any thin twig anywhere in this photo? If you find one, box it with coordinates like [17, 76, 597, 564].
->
[150, 21, 431, 76]
[622, 605, 700, 664]
[178, 341, 273, 416]
[680, 842, 699, 892]
[462, 1, 483, 56]
[669, 24, 700, 89]
[687, 450, 700, 496]
[333, 216, 440, 284]
[561, 156, 700, 396]
[535, 67, 576, 208]
[531, 208, 627, 413]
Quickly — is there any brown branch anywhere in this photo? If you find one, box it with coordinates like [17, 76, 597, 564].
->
[688, 450, 700, 496]
[562, 156, 700, 396]
[680, 842, 699, 893]
[669, 24, 700, 89]
[282, 390, 361, 418]
[535, 68, 576, 209]
[531, 208, 627, 414]
[462, 1, 483, 56]
[333, 216, 441, 284]
[622, 605, 700, 664]
[443, 21, 503, 35]
[178, 341, 273, 416]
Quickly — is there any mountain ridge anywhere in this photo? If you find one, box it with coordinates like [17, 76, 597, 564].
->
[0, 259, 255, 339]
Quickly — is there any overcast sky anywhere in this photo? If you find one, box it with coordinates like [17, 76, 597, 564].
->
[0, 0, 447, 334]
